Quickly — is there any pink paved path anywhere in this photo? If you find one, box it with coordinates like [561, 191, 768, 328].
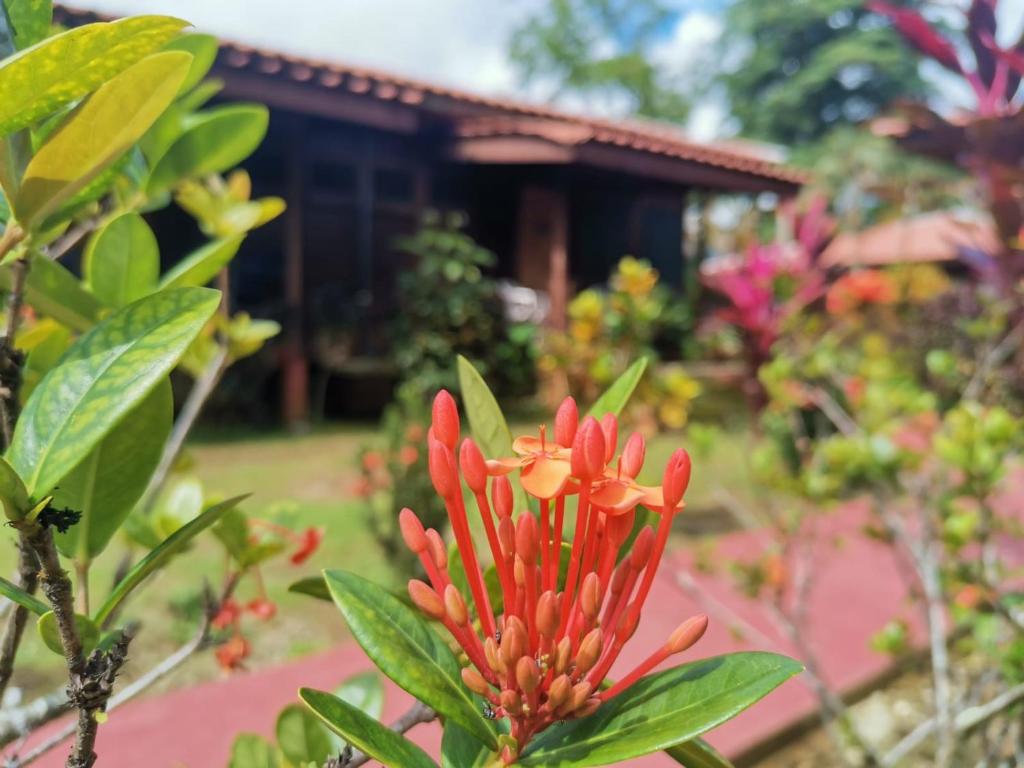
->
[10, 497, 1000, 767]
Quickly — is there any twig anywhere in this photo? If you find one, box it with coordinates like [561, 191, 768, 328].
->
[0, 256, 29, 447]
[963, 318, 1024, 402]
[137, 343, 229, 516]
[5, 576, 240, 768]
[881, 682, 1024, 766]
[332, 701, 436, 768]
[0, 542, 38, 705]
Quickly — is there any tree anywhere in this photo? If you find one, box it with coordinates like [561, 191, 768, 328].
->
[509, 0, 691, 122]
[719, 0, 929, 144]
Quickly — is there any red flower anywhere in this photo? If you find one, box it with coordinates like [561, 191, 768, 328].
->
[247, 597, 277, 621]
[212, 599, 241, 630]
[402, 390, 707, 760]
[216, 634, 250, 672]
[826, 270, 898, 314]
[290, 527, 324, 565]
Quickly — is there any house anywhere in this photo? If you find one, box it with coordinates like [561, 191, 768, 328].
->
[58, 6, 806, 424]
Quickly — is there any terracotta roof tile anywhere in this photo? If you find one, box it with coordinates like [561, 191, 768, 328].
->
[55, 3, 807, 188]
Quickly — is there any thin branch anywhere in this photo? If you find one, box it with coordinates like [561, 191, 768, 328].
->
[963, 317, 1024, 402]
[0, 256, 29, 447]
[137, 343, 229, 517]
[0, 542, 38, 705]
[331, 701, 436, 768]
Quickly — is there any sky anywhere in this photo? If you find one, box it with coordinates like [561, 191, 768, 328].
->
[75, 0, 1024, 142]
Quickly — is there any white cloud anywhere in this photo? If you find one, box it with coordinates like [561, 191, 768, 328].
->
[70, 0, 544, 95]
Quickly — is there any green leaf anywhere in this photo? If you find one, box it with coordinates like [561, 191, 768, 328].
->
[336, 671, 385, 721]
[0, 15, 187, 137]
[20, 319, 70, 402]
[587, 358, 648, 419]
[300, 688, 439, 768]
[228, 734, 279, 768]
[0, 573, 47, 615]
[456, 355, 512, 460]
[14, 50, 191, 228]
[0, 256, 101, 332]
[37, 610, 99, 656]
[275, 704, 333, 767]
[323, 569, 498, 749]
[163, 33, 218, 94]
[8, 286, 220, 499]
[665, 738, 735, 768]
[147, 104, 268, 193]
[158, 235, 243, 290]
[5, 0, 52, 50]
[83, 212, 159, 308]
[441, 722, 499, 768]
[53, 380, 172, 561]
[92, 495, 247, 626]
[0, 455, 28, 520]
[519, 653, 802, 766]
[288, 575, 331, 602]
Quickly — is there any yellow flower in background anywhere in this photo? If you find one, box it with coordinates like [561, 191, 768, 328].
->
[569, 290, 604, 343]
[889, 264, 951, 304]
[612, 256, 659, 297]
[657, 367, 702, 429]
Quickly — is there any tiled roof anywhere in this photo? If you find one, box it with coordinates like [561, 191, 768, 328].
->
[55, 4, 807, 189]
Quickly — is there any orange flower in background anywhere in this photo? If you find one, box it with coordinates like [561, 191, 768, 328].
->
[216, 634, 250, 672]
[826, 269, 899, 314]
[401, 391, 706, 761]
[290, 527, 324, 565]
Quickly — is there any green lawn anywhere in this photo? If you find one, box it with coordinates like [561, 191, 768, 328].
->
[0, 419, 757, 697]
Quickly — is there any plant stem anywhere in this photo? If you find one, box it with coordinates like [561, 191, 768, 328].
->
[333, 701, 436, 768]
[0, 542, 38, 704]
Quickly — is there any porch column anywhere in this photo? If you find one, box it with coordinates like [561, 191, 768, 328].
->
[515, 185, 569, 330]
[282, 116, 309, 427]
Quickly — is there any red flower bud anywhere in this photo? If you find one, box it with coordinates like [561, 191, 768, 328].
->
[621, 433, 646, 478]
[408, 579, 446, 621]
[554, 396, 579, 447]
[571, 417, 606, 480]
[536, 591, 559, 639]
[212, 599, 241, 630]
[580, 573, 601, 622]
[290, 527, 324, 565]
[500, 689, 522, 716]
[575, 697, 602, 718]
[662, 448, 692, 509]
[609, 562, 629, 596]
[461, 667, 491, 696]
[599, 413, 618, 463]
[216, 634, 250, 672]
[498, 517, 515, 559]
[513, 556, 526, 587]
[492, 476, 513, 519]
[629, 526, 655, 570]
[558, 680, 593, 715]
[431, 389, 460, 449]
[515, 512, 539, 564]
[547, 673, 572, 709]
[399, 508, 428, 553]
[606, 509, 636, 549]
[444, 584, 469, 626]
[516, 655, 541, 693]
[426, 529, 447, 569]
[667, 614, 709, 654]
[500, 616, 527, 667]
[553, 636, 572, 675]
[246, 598, 277, 621]
[459, 438, 488, 494]
[574, 628, 603, 675]
[428, 438, 457, 499]
[617, 602, 641, 642]
[484, 636, 505, 674]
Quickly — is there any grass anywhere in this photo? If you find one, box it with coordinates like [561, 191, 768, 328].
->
[0, 417, 759, 699]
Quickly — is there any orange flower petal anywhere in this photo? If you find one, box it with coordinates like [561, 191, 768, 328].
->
[590, 482, 646, 514]
[637, 484, 685, 512]
[513, 436, 545, 455]
[520, 457, 571, 499]
[486, 457, 528, 476]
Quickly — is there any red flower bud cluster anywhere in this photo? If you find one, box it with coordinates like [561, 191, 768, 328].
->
[401, 391, 707, 759]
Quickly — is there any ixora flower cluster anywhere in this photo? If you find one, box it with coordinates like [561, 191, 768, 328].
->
[400, 390, 708, 761]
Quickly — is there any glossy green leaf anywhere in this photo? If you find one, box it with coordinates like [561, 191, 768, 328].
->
[336, 671, 384, 721]
[665, 738, 735, 768]
[158, 235, 243, 290]
[0, 574, 47, 615]
[456, 355, 512, 460]
[323, 569, 498, 749]
[20, 319, 70, 402]
[519, 652, 802, 766]
[228, 734, 278, 768]
[441, 722, 501, 768]
[275, 704, 333, 767]
[163, 33, 218, 94]
[0, 455, 28, 520]
[83, 212, 159, 307]
[5, 0, 52, 50]
[300, 688, 438, 768]
[147, 104, 269, 192]
[0, 256, 101, 332]
[92, 494, 246, 625]
[15, 50, 191, 228]
[7, 286, 220, 499]
[54, 380, 172, 561]
[288, 575, 331, 602]
[587, 358, 648, 419]
[0, 15, 187, 137]
[37, 610, 99, 656]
